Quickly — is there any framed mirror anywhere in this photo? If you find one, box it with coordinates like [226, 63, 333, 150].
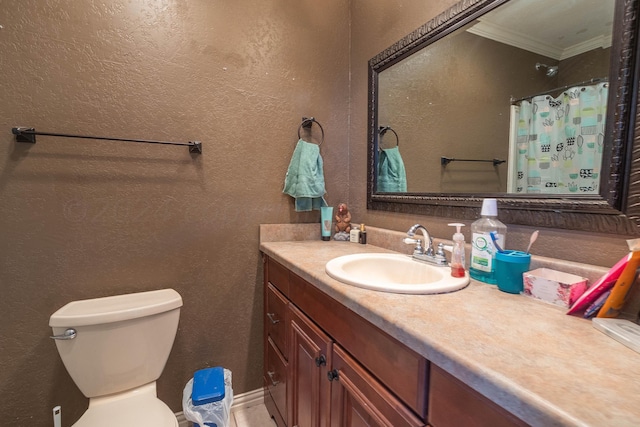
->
[367, 0, 640, 235]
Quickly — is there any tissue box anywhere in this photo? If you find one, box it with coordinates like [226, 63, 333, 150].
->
[522, 268, 588, 308]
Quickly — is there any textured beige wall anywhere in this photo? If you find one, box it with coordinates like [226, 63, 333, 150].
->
[350, 0, 633, 267]
[0, 0, 349, 424]
[0, 0, 635, 425]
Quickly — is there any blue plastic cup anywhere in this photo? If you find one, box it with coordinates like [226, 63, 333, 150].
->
[495, 250, 531, 294]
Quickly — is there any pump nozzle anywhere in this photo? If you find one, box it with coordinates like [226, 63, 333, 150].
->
[448, 223, 465, 240]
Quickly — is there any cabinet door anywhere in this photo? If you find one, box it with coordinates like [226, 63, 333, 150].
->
[289, 304, 333, 427]
[428, 365, 527, 427]
[329, 345, 424, 427]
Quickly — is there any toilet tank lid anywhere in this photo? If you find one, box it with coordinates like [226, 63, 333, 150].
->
[49, 289, 183, 327]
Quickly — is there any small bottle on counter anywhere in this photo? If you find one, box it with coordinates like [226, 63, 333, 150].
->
[448, 223, 466, 278]
[359, 224, 367, 244]
[469, 198, 507, 284]
[350, 226, 360, 243]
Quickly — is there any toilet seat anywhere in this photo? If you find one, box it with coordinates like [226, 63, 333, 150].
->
[72, 382, 178, 427]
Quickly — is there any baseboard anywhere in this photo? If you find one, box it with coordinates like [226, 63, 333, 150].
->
[176, 412, 189, 427]
[229, 387, 265, 413]
[176, 387, 266, 426]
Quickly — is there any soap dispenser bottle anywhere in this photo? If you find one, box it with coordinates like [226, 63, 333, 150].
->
[448, 223, 466, 278]
[359, 224, 367, 244]
[469, 198, 507, 284]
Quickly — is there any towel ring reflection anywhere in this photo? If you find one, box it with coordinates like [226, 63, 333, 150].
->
[378, 126, 399, 150]
[298, 117, 324, 146]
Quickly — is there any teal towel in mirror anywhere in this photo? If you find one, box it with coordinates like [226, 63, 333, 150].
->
[378, 146, 407, 192]
[283, 139, 327, 211]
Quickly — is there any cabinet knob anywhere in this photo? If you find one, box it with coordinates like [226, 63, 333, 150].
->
[266, 313, 280, 324]
[315, 354, 327, 367]
[267, 370, 280, 386]
[327, 369, 339, 381]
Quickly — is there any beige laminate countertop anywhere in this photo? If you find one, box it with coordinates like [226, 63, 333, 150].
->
[260, 238, 640, 427]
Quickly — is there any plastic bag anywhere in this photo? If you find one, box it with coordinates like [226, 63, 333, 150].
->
[182, 369, 233, 427]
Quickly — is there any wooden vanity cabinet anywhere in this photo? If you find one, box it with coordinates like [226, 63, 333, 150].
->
[264, 256, 426, 427]
[288, 270, 428, 419]
[263, 255, 527, 427]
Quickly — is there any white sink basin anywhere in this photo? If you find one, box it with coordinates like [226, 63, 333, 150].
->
[325, 253, 469, 294]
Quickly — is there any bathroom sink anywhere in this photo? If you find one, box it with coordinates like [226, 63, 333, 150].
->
[325, 253, 469, 294]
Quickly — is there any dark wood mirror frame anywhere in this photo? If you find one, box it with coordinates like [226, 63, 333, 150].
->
[367, 0, 640, 235]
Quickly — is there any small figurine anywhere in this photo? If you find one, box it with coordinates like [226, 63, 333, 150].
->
[333, 203, 352, 241]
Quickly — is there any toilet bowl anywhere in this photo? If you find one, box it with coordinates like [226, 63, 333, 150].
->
[49, 289, 183, 427]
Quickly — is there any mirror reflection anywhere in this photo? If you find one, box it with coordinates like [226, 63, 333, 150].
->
[377, 0, 614, 195]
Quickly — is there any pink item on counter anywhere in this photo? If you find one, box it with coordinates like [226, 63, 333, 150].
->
[566, 254, 629, 315]
[523, 268, 588, 308]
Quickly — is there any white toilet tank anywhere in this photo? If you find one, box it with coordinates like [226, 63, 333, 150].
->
[49, 289, 183, 398]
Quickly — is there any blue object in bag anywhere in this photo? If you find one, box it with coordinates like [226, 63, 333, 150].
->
[193, 367, 226, 427]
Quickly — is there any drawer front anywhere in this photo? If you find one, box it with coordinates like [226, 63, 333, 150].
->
[428, 365, 527, 427]
[265, 337, 288, 424]
[267, 257, 290, 297]
[330, 344, 424, 427]
[266, 283, 289, 356]
[289, 272, 428, 419]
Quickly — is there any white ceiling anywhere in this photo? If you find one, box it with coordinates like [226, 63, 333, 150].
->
[467, 0, 615, 60]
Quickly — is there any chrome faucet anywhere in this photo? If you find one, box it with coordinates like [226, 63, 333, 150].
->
[403, 224, 447, 266]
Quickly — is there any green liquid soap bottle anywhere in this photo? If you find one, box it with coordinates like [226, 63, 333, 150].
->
[448, 223, 466, 278]
[469, 198, 507, 284]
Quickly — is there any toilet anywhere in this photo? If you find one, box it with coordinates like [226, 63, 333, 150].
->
[49, 289, 183, 427]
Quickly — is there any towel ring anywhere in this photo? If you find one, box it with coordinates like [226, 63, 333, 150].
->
[298, 117, 324, 146]
[378, 126, 399, 150]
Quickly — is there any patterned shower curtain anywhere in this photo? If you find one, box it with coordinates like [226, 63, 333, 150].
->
[514, 82, 608, 194]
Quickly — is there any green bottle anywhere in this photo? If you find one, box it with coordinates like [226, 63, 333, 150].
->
[469, 199, 507, 284]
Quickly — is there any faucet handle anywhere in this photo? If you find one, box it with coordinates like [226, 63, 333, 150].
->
[403, 237, 424, 254]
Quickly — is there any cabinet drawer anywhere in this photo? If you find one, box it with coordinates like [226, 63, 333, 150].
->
[265, 337, 287, 424]
[330, 344, 424, 427]
[267, 257, 290, 297]
[266, 283, 288, 356]
[290, 272, 428, 419]
[428, 365, 527, 427]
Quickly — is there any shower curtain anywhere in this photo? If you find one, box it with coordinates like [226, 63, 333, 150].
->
[513, 82, 608, 194]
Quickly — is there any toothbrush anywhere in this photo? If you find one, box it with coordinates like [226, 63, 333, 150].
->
[490, 232, 505, 253]
[584, 290, 611, 318]
[526, 230, 539, 254]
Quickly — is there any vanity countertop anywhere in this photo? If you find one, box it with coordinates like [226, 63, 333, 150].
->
[260, 237, 640, 427]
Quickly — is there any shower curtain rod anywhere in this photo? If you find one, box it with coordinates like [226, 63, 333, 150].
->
[11, 127, 203, 154]
[510, 77, 608, 105]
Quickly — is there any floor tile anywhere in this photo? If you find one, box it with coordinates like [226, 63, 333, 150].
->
[233, 404, 276, 427]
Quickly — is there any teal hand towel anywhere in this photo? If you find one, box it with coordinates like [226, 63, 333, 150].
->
[283, 139, 327, 211]
[377, 146, 407, 192]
